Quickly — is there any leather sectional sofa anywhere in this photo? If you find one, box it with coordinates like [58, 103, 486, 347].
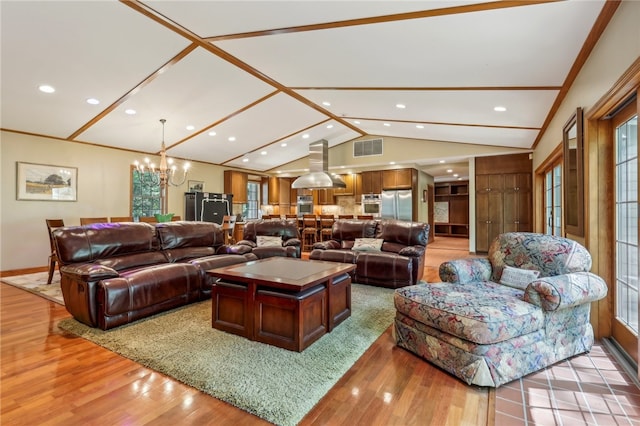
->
[309, 219, 429, 288]
[231, 218, 302, 258]
[52, 221, 257, 330]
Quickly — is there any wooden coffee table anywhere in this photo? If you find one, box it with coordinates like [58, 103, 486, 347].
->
[207, 257, 356, 352]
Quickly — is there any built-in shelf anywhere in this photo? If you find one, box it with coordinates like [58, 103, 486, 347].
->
[434, 181, 469, 238]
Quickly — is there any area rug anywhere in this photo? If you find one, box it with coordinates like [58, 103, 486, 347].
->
[1, 271, 64, 305]
[58, 283, 395, 426]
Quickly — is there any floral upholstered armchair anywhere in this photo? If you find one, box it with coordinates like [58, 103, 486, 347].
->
[394, 232, 608, 387]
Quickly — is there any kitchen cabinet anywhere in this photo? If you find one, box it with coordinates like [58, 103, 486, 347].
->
[223, 170, 248, 203]
[263, 176, 291, 206]
[475, 175, 504, 252]
[360, 171, 382, 194]
[313, 188, 334, 205]
[434, 181, 469, 237]
[332, 174, 355, 196]
[382, 168, 414, 190]
[353, 173, 363, 200]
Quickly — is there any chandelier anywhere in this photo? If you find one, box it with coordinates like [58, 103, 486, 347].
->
[133, 119, 189, 214]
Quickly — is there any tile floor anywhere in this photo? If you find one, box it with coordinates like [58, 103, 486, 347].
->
[495, 341, 640, 425]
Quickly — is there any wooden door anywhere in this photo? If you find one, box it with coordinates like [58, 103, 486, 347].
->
[503, 173, 532, 232]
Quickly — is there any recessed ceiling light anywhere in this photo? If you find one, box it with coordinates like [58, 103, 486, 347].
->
[447, 169, 453, 173]
[326, 124, 333, 129]
[302, 134, 310, 139]
[228, 136, 236, 142]
[242, 158, 249, 162]
[439, 160, 446, 164]
[186, 125, 195, 131]
[208, 131, 216, 136]
[494, 106, 507, 112]
[396, 104, 406, 109]
[86, 98, 100, 105]
[453, 174, 459, 177]
[390, 161, 396, 165]
[261, 151, 267, 155]
[38, 85, 55, 93]
[125, 109, 136, 115]
[383, 123, 391, 127]
[416, 124, 424, 129]
[280, 142, 287, 147]
[322, 101, 331, 106]
[354, 120, 360, 124]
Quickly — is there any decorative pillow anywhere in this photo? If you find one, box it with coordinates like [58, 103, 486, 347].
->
[351, 238, 384, 252]
[500, 265, 541, 290]
[256, 235, 283, 247]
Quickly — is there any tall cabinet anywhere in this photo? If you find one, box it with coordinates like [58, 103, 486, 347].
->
[475, 154, 532, 252]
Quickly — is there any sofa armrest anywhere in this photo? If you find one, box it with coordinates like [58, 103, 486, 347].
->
[60, 263, 119, 282]
[283, 238, 301, 248]
[524, 271, 608, 311]
[398, 245, 425, 258]
[218, 244, 254, 255]
[236, 239, 257, 248]
[438, 258, 492, 284]
[313, 240, 341, 250]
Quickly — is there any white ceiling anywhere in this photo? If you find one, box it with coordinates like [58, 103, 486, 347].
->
[1, 0, 610, 181]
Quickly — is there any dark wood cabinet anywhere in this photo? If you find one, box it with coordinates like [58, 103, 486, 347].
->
[353, 173, 363, 200]
[434, 181, 469, 237]
[263, 176, 291, 206]
[224, 170, 248, 203]
[313, 188, 334, 205]
[475, 154, 532, 252]
[382, 169, 413, 190]
[360, 171, 382, 194]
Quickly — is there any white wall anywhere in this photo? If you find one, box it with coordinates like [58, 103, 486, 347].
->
[533, 0, 640, 170]
[0, 131, 228, 271]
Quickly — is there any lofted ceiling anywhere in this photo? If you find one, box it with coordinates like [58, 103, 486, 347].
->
[1, 1, 613, 181]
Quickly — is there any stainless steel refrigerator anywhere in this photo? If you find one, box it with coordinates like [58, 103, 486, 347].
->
[381, 189, 412, 221]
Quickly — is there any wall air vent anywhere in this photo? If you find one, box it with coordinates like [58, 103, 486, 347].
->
[353, 138, 383, 157]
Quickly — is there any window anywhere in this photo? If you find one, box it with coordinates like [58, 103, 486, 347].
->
[544, 163, 563, 236]
[615, 113, 638, 335]
[245, 181, 260, 220]
[132, 168, 161, 220]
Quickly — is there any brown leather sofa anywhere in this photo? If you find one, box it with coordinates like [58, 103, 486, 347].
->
[52, 221, 257, 330]
[309, 219, 429, 288]
[232, 218, 302, 258]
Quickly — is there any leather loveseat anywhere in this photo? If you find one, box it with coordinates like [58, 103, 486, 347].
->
[309, 219, 429, 288]
[52, 221, 257, 330]
[232, 218, 302, 258]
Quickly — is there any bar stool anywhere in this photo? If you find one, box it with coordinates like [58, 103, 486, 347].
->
[319, 214, 334, 242]
[357, 215, 374, 220]
[301, 214, 318, 251]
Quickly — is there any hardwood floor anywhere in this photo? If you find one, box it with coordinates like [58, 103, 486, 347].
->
[1, 237, 491, 425]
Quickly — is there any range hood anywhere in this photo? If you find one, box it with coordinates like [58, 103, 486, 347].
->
[291, 139, 346, 189]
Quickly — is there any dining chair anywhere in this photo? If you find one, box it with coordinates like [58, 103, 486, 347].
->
[338, 214, 354, 219]
[171, 215, 181, 221]
[80, 217, 108, 225]
[45, 219, 64, 284]
[357, 215, 374, 220]
[110, 216, 133, 222]
[139, 216, 158, 223]
[221, 215, 237, 244]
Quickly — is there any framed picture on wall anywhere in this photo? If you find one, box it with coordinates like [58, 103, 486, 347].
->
[188, 180, 204, 192]
[16, 161, 77, 201]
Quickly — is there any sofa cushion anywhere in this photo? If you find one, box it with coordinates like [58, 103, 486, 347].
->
[352, 238, 383, 252]
[394, 282, 544, 345]
[500, 265, 540, 290]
